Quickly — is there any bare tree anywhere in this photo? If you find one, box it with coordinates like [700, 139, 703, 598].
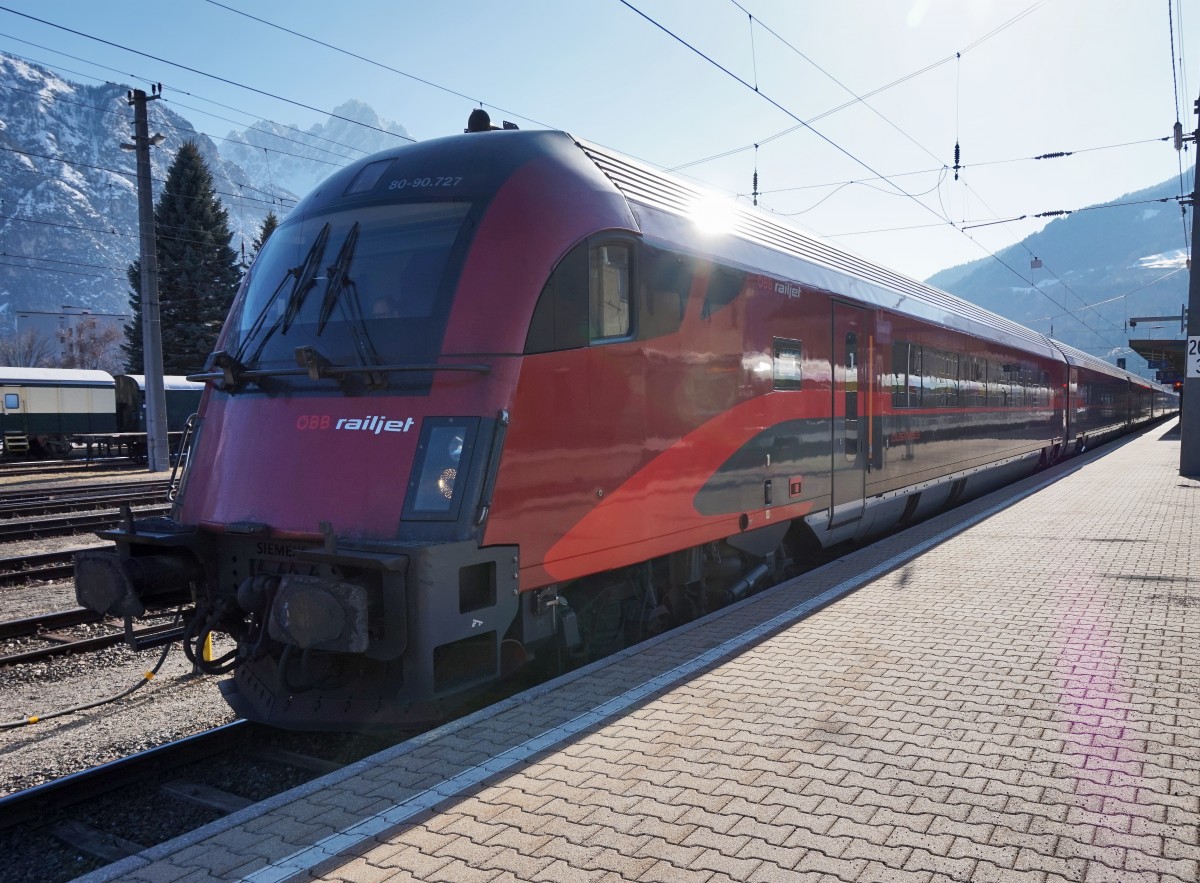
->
[59, 322, 127, 374]
[0, 328, 57, 367]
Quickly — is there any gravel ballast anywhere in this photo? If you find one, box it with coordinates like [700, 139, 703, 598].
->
[0, 464, 238, 796]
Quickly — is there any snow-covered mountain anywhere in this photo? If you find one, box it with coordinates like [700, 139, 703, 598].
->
[219, 99, 409, 199]
[926, 174, 1191, 369]
[0, 54, 408, 324]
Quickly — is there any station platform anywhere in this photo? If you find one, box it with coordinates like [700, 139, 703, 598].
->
[85, 418, 1198, 883]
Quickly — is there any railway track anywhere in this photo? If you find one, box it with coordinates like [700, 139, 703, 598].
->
[0, 548, 97, 588]
[0, 721, 260, 831]
[0, 458, 142, 479]
[0, 481, 170, 519]
[0, 608, 187, 666]
[0, 478, 168, 504]
[0, 505, 171, 542]
[0, 721, 394, 880]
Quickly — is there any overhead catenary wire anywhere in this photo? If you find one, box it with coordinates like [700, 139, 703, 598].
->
[0, 60, 349, 223]
[200, 0, 555, 132]
[953, 195, 1185, 231]
[954, 177, 1127, 340]
[729, 0, 949, 171]
[672, 0, 1049, 173]
[0, 35, 381, 164]
[766, 168, 949, 217]
[0, 210, 267, 260]
[1026, 266, 1187, 325]
[0, 41, 372, 177]
[0, 143, 296, 212]
[670, 0, 1179, 357]
[755, 146, 1174, 209]
[1167, 0, 1192, 257]
[617, 0, 950, 219]
[617, 0, 1127, 350]
[0, 6, 416, 143]
[713, 3, 1171, 341]
[0, 258, 114, 279]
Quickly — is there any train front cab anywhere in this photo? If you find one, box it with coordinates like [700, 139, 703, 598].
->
[75, 131, 652, 729]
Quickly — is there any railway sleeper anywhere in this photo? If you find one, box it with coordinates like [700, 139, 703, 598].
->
[49, 820, 145, 864]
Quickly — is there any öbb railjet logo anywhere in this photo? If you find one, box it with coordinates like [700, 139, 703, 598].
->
[295, 414, 415, 434]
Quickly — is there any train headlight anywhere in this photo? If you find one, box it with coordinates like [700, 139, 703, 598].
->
[437, 465, 458, 500]
[404, 418, 478, 519]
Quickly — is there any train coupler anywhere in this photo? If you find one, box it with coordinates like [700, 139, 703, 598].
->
[74, 548, 203, 618]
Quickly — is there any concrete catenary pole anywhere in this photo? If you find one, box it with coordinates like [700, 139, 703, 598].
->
[1181, 92, 1200, 475]
[126, 87, 170, 473]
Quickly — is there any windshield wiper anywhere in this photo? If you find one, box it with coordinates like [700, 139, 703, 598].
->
[317, 222, 359, 334]
[233, 223, 331, 372]
[312, 221, 388, 384]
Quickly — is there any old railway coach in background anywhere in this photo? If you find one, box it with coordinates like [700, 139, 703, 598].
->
[0, 368, 203, 457]
[73, 128, 1177, 730]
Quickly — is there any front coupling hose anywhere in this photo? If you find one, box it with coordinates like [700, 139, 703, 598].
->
[183, 599, 241, 675]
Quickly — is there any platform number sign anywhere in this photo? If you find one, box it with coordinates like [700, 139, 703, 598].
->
[1190, 337, 1200, 379]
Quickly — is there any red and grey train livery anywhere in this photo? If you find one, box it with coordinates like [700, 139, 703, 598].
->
[74, 128, 1177, 729]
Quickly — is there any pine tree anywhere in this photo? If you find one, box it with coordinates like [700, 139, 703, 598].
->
[251, 210, 279, 261]
[124, 142, 243, 374]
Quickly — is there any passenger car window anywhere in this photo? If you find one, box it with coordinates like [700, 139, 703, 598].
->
[773, 339, 802, 390]
[3, 393, 17, 410]
[891, 341, 922, 408]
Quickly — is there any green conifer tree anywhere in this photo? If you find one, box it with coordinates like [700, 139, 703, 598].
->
[251, 210, 280, 261]
[124, 142, 242, 374]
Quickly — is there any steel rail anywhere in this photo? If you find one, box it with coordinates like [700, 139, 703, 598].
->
[0, 490, 170, 520]
[0, 616, 187, 666]
[0, 506, 170, 541]
[0, 720, 257, 830]
[0, 480, 169, 506]
[0, 607, 103, 641]
[0, 548, 90, 588]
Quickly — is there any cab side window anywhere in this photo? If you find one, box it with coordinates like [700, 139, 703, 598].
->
[590, 244, 631, 341]
[526, 236, 636, 353]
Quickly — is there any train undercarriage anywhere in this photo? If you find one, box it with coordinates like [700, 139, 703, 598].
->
[74, 506, 809, 730]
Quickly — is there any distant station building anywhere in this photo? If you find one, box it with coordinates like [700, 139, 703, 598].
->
[15, 305, 128, 368]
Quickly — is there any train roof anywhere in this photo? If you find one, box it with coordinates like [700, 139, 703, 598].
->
[116, 374, 206, 391]
[1048, 338, 1172, 391]
[0, 367, 114, 387]
[1048, 338, 1129, 378]
[292, 130, 1133, 368]
[574, 137, 1059, 358]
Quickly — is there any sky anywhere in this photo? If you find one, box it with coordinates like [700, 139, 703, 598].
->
[0, 0, 1196, 283]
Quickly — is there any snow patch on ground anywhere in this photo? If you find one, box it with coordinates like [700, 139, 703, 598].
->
[1134, 249, 1188, 270]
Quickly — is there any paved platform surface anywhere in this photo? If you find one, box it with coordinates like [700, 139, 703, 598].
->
[89, 419, 1199, 883]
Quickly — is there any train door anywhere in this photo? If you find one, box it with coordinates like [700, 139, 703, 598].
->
[1, 385, 29, 455]
[1066, 366, 1079, 444]
[830, 303, 870, 527]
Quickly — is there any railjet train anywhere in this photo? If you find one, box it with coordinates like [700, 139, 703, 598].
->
[75, 126, 1177, 729]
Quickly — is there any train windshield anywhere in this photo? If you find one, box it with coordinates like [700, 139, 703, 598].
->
[223, 201, 472, 383]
